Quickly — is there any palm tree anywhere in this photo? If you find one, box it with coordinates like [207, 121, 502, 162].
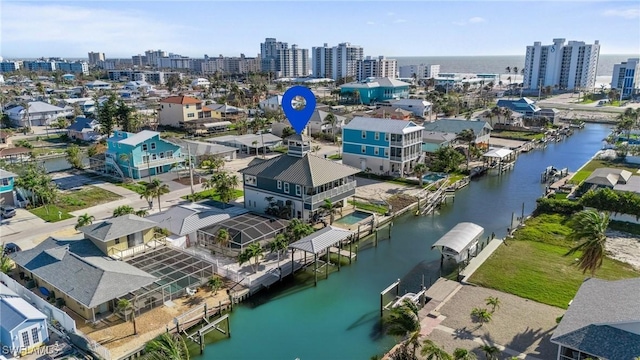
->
[144, 333, 190, 360]
[385, 299, 420, 338]
[480, 345, 500, 360]
[113, 205, 135, 217]
[238, 242, 264, 273]
[269, 233, 288, 273]
[119, 154, 133, 179]
[75, 213, 95, 230]
[320, 198, 342, 225]
[0, 246, 13, 274]
[413, 163, 428, 186]
[19, 101, 32, 132]
[140, 186, 155, 209]
[147, 179, 170, 212]
[207, 276, 224, 295]
[471, 307, 492, 326]
[564, 210, 611, 276]
[485, 296, 501, 313]
[312, 145, 321, 155]
[135, 209, 148, 217]
[453, 348, 477, 360]
[117, 298, 137, 335]
[215, 228, 231, 256]
[456, 129, 476, 171]
[420, 339, 452, 360]
[324, 112, 338, 143]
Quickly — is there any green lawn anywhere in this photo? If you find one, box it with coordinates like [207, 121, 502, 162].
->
[569, 159, 640, 184]
[328, 154, 342, 160]
[348, 200, 388, 215]
[491, 131, 545, 141]
[57, 186, 122, 212]
[29, 205, 74, 222]
[468, 213, 640, 308]
[118, 181, 149, 195]
[183, 189, 244, 202]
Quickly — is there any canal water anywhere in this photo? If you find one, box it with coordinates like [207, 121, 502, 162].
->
[195, 124, 611, 360]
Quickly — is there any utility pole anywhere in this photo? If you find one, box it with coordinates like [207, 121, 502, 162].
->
[538, 78, 542, 101]
[188, 144, 195, 198]
[146, 150, 152, 183]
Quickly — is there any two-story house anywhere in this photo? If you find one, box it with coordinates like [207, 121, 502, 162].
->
[342, 117, 424, 177]
[66, 117, 102, 142]
[207, 103, 246, 122]
[0, 169, 17, 206]
[340, 78, 410, 105]
[157, 96, 213, 130]
[239, 134, 360, 221]
[422, 119, 493, 146]
[78, 214, 159, 257]
[106, 130, 182, 179]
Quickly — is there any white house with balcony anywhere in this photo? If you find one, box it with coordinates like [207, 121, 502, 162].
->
[239, 134, 360, 222]
[6, 101, 73, 127]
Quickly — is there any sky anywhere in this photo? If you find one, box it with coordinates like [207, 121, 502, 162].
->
[1, 0, 639, 59]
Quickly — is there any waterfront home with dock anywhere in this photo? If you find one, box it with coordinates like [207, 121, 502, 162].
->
[422, 119, 492, 146]
[431, 222, 484, 264]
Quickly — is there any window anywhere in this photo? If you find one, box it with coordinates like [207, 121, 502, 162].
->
[151, 154, 157, 161]
[385, 133, 389, 141]
[384, 149, 389, 157]
[374, 147, 379, 155]
[142, 155, 149, 163]
[296, 185, 301, 196]
[284, 182, 290, 193]
[245, 175, 256, 185]
[159, 152, 165, 159]
[361, 131, 366, 139]
[31, 328, 39, 344]
[142, 144, 148, 151]
[277, 180, 282, 189]
[187, 113, 195, 118]
[166, 150, 173, 158]
[115, 238, 120, 244]
[186, 104, 190, 109]
[21, 331, 30, 347]
[151, 142, 156, 150]
[375, 132, 379, 140]
[361, 145, 366, 153]
[1, 178, 9, 186]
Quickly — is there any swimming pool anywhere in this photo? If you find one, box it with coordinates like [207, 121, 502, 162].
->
[334, 210, 373, 225]
[423, 172, 447, 183]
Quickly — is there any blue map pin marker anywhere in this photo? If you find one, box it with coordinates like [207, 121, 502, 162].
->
[282, 85, 316, 135]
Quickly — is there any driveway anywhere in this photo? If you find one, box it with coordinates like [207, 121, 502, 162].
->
[0, 208, 47, 242]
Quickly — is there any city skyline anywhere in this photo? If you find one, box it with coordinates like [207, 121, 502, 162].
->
[1, 1, 639, 59]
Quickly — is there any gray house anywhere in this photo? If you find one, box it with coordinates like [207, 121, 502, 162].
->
[551, 278, 640, 360]
[240, 134, 360, 221]
[422, 119, 492, 145]
[0, 288, 49, 356]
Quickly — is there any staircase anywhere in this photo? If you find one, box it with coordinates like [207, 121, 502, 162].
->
[105, 156, 125, 180]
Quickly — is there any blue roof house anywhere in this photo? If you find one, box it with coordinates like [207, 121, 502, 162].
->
[496, 97, 541, 117]
[106, 130, 183, 180]
[340, 78, 410, 105]
[0, 169, 17, 206]
[0, 295, 49, 357]
[66, 117, 102, 142]
[342, 117, 424, 177]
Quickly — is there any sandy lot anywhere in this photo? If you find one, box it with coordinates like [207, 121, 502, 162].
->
[606, 231, 640, 270]
[429, 285, 565, 359]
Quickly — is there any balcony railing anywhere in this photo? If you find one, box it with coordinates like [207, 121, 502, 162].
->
[137, 156, 183, 168]
[303, 181, 357, 205]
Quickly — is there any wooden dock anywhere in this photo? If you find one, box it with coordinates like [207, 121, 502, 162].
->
[329, 247, 356, 259]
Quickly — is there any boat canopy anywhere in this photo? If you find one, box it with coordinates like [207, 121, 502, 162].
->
[431, 222, 484, 255]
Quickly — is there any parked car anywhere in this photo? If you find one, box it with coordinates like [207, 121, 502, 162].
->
[3, 242, 21, 255]
[0, 206, 16, 219]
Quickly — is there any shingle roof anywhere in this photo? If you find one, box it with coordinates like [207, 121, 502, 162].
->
[0, 297, 47, 331]
[422, 119, 492, 136]
[167, 138, 237, 157]
[239, 153, 360, 187]
[146, 203, 249, 236]
[551, 278, 640, 359]
[10, 237, 157, 308]
[79, 214, 157, 242]
[66, 117, 98, 132]
[343, 117, 423, 134]
[289, 226, 354, 254]
[585, 168, 632, 187]
[160, 96, 201, 105]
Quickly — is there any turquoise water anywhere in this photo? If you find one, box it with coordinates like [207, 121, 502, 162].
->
[334, 210, 372, 225]
[196, 124, 612, 360]
[422, 173, 446, 183]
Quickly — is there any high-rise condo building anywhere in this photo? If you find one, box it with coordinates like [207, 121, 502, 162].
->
[277, 45, 309, 77]
[311, 42, 363, 81]
[260, 38, 288, 74]
[523, 38, 600, 91]
[357, 56, 398, 81]
[398, 64, 440, 79]
[145, 49, 168, 67]
[611, 58, 639, 99]
[88, 52, 105, 65]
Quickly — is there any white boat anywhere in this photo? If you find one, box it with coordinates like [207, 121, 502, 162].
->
[391, 292, 421, 308]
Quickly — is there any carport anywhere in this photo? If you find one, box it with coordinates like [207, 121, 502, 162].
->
[288, 226, 355, 286]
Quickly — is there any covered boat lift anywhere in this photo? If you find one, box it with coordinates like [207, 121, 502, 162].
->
[483, 147, 516, 174]
[288, 226, 355, 286]
[431, 222, 484, 265]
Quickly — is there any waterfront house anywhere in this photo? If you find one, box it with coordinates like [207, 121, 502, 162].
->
[78, 214, 159, 258]
[239, 134, 360, 221]
[342, 117, 424, 177]
[387, 99, 432, 118]
[146, 202, 249, 248]
[496, 97, 541, 118]
[422, 131, 457, 153]
[10, 236, 157, 322]
[66, 117, 101, 142]
[106, 130, 182, 179]
[0, 169, 17, 206]
[340, 77, 410, 105]
[0, 288, 49, 356]
[551, 278, 640, 360]
[158, 95, 213, 131]
[422, 119, 492, 145]
[6, 101, 72, 127]
[583, 168, 640, 194]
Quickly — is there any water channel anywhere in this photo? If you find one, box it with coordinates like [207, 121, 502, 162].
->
[193, 123, 611, 360]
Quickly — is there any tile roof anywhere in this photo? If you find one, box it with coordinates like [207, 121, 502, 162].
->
[239, 153, 360, 187]
[343, 117, 423, 134]
[0, 297, 47, 331]
[422, 119, 492, 136]
[10, 237, 157, 308]
[551, 278, 640, 359]
[159, 95, 201, 105]
[79, 214, 157, 242]
[146, 203, 249, 236]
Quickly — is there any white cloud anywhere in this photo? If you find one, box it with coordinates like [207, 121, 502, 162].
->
[0, 3, 196, 57]
[468, 16, 486, 23]
[452, 21, 467, 26]
[393, 19, 408, 24]
[603, 8, 640, 19]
